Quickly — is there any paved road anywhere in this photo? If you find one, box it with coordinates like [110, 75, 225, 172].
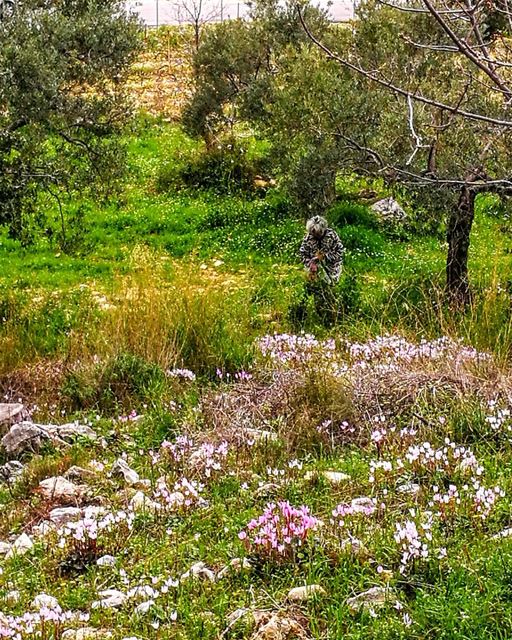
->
[126, 0, 354, 24]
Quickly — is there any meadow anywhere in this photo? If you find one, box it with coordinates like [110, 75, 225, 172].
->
[3, 35, 512, 639]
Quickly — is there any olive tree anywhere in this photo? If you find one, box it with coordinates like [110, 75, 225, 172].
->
[0, 0, 141, 244]
[297, 0, 512, 300]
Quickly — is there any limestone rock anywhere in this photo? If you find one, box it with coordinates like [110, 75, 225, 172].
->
[492, 527, 512, 539]
[1, 421, 96, 457]
[217, 557, 252, 580]
[0, 460, 24, 484]
[97, 555, 117, 567]
[32, 593, 60, 610]
[181, 561, 216, 582]
[111, 459, 140, 486]
[64, 466, 97, 482]
[62, 629, 113, 640]
[346, 586, 389, 613]
[49, 507, 82, 526]
[0, 541, 10, 555]
[370, 197, 407, 223]
[254, 483, 281, 498]
[397, 482, 421, 495]
[287, 584, 326, 602]
[130, 491, 161, 514]
[0, 403, 27, 430]
[6, 532, 34, 559]
[304, 470, 350, 484]
[91, 589, 126, 609]
[39, 476, 83, 503]
[251, 613, 309, 640]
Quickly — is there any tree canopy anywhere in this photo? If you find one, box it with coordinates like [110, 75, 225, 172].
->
[0, 0, 141, 244]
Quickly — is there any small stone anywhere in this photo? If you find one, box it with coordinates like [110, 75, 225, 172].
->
[91, 589, 126, 609]
[129, 491, 161, 514]
[0, 461, 25, 484]
[62, 629, 113, 640]
[39, 477, 83, 503]
[346, 586, 390, 613]
[32, 520, 56, 537]
[48, 422, 97, 442]
[304, 470, 350, 484]
[492, 527, 512, 539]
[254, 482, 281, 498]
[0, 541, 10, 555]
[397, 482, 420, 495]
[0, 403, 27, 429]
[1, 422, 51, 456]
[32, 593, 60, 610]
[5, 590, 20, 605]
[6, 532, 33, 559]
[245, 428, 278, 443]
[49, 507, 82, 526]
[111, 459, 140, 486]
[371, 197, 407, 223]
[134, 600, 154, 615]
[287, 584, 326, 602]
[340, 537, 368, 557]
[181, 561, 216, 582]
[217, 557, 252, 580]
[64, 466, 97, 482]
[97, 555, 117, 567]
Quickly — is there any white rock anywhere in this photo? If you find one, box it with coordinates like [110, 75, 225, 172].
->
[64, 466, 96, 482]
[39, 477, 83, 502]
[181, 561, 216, 583]
[0, 403, 27, 429]
[287, 584, 326, 602]
[346, 586, 390, 613]
[134, 600, 154, 615]
[32, 593, 60, 610]
[32, 520, 56, 537]
[0, 541, 11, 555]
[6, 532, 33, 558]
[254, 482, 281, 498]
[96, 555, 117, 567]
[62, 629, 113, 640]
[111, 459, 140, 486]
[371, 197, 407, 223]
[244, 428, 278, 443]
[305, 470, 350, 484]
[130, 491, 161, 514]
[1, 421, 96, 456]
[492, 528, 512, 539]
[0, 461, 25, 484]
[91, 589, 126, 609]
[5, 590, 20, 605]
[217, 557, 252, 580]
[397, 482, 420, 495]
[2, 422, 51, 456]
[49, 507, 82, 526]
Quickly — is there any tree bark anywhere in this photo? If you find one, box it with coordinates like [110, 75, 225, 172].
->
[446, 186, 476, 303]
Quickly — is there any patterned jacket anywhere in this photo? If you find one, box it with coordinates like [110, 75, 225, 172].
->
[299, 228, 344, 283]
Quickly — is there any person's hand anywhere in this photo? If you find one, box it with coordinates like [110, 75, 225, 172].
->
[315, 251, 325, 262]
[309, 260, 318, 274]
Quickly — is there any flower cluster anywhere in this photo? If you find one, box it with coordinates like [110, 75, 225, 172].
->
[394, 512, 433, 573]
[238, 501, 319, 559]
[166, 368, 196, 382]
[0, 606, 89, 639]
[154, 476, 206, 510]
[257, 333, 336, 366]
[57, 508, 135, 553]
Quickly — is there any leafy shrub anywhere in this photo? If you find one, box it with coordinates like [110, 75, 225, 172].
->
[157, 141, 268, 195]
[329, 200, 380, 230]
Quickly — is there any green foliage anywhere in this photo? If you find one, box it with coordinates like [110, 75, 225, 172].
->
[0, 0, 142, 242]
[157, 140, 267, 195]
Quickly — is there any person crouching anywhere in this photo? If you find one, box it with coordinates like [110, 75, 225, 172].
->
[300, 215, 344, 284]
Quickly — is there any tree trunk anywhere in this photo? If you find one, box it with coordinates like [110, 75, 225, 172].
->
[446, 186, 476, 303]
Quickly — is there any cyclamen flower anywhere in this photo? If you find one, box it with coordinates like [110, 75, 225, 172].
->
[167, 368, 196, 382]
[239, 501, 318, 559]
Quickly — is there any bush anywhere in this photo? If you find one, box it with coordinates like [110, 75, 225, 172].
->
[156, 141, 269, 195]
[328, 200, 380, 230]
